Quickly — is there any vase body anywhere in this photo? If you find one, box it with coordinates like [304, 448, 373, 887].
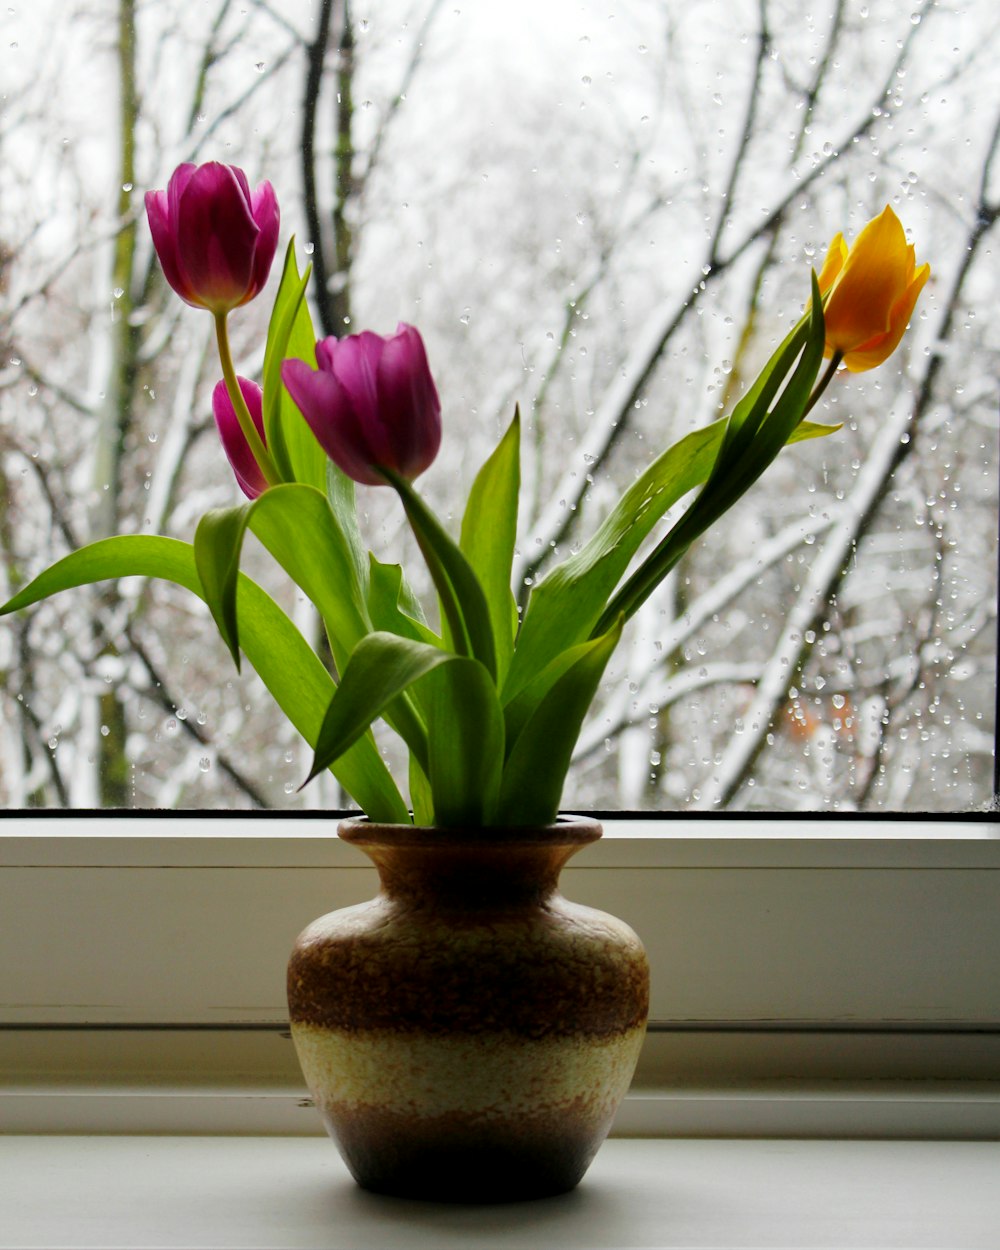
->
[287, 816, 649, 1202]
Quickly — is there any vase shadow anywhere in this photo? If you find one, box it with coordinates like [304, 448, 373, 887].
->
[294, 1169, 653, 1249]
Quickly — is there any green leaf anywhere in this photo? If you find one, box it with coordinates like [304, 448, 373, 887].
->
[192, 485, 372, 680]
[790, 418, 842, 445]
[590, 282, 828, 636]
[385, 471, 497, 680]
[496, 617, 623, 826]
[460, 408, 521, 684]
[421, 658, 504, 826]
[194, 504, 252, 671]
[304, 632, 450, 786]
[247, 484, 372, 676]
[304, 631, 507, 825]
[0, 536, 409, 823]
[365, 555, 447, 778]
[367, 555, 439, 648]
[262, 239, 326, 491]
[701, 274, 827, 518]
[732, 273, 827, 481]
[710, 313, 811, 477]
[503, 415, 728, 705]
[502, 637, 603, 759]
[326, 460, 369, 601]
[504, 305, 838, 706]
[409, 755, 435, 826]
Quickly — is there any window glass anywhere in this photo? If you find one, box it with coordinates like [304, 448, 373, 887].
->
[1, 0, 995, 811]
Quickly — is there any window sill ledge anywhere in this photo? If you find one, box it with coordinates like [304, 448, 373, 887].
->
[3, 1080, 1000, 1139]
[2, 1135, 999, 1248]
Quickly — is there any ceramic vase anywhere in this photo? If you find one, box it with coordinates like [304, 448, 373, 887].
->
[287, 815, 649, 1202]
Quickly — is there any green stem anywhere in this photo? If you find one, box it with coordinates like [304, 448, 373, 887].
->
[383, 468, 497, 679]
[801, 351, 843, 419]
[214, 312, 281, 487]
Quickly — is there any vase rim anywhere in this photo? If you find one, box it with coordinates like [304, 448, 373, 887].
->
[337, 814, 602, 848]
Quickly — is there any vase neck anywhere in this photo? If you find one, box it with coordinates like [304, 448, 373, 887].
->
[338, 819, 602, 910]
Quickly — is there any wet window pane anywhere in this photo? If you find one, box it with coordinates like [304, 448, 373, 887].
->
[1, 0, 995, 811]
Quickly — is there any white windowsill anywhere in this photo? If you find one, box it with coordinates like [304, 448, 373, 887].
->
[3, 1072, 1000, 1139]
[2, 1135, 999, 1248]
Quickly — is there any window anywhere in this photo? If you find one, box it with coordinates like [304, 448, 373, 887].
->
[1, 0, 998, 1139]
[1, 0, 995, 812]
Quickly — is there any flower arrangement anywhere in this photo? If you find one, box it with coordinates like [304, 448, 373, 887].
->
[1, 164, 929, 826]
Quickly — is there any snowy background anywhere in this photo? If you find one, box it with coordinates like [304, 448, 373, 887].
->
[1, 0, 997, 811]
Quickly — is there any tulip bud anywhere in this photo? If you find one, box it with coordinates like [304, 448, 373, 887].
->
[281, 324, 442, 486]
[212, 377, 269, 499]
[145, 162, 279, 314]
[817, 205, 930, 373]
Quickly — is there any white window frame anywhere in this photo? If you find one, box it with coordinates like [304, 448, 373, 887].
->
[2, 812, 999, 1139]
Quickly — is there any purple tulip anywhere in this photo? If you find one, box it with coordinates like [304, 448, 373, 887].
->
[212, 377, 269, 499]
[281, 324, 441, 486]
[145, 163, 279, 314]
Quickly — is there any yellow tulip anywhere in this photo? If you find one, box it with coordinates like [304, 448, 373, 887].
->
[817, 205, 930, 373]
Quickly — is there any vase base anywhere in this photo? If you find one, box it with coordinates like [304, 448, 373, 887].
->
[330, 1113, 600, 1203]
[348, 1149, 588, 1204]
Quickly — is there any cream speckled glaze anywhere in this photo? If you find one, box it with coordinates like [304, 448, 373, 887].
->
[287, 817, 649, 1202]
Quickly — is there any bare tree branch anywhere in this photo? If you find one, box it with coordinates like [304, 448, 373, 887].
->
[512, 7, 933, 595]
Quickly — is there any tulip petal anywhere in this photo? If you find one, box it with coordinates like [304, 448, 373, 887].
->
[329, 331, 401, 470]
[249, 181, 280, 299]
[176, 163, 259, 312]
[145, 189, 191, 303]
[286, 324, 442, 487]
[314, 336, 339, 373]
[329, 331, 385, 421]
[378, 324, 441, 478]
[282, 358, 385, 486]
[842, 262, 930, 372]
[148, 161, 280, 313]
[824, 206, 912, 353]
[816, 234, 847, 294]
[167, 163, 198, 225]
[213, 377, 269, 499]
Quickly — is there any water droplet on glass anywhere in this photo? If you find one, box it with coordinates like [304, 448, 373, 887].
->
[199, 758, 211, 773]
